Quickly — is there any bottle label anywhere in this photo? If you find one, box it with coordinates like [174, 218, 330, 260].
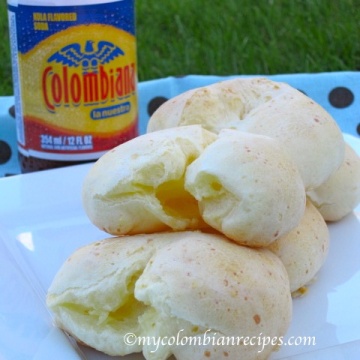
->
[8, 1, 138, 161]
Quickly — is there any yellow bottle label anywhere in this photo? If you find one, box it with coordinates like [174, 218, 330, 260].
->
[8, 1, 137, 161]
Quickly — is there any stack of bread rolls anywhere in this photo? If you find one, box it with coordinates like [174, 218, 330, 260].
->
[47, 77, 360, 360]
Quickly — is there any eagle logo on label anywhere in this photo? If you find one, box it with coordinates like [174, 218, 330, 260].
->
[47, 40, 124, 73]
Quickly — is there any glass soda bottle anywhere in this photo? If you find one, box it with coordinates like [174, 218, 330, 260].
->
[7, 0, 138, 173]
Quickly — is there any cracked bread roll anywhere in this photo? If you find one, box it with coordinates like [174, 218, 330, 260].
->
[46, 231, 292, 360]
[82, 125, 216, 235]
[147, 77, 345, 190]
[185, 130, 306, 247]
[268, 200, 329, 293]
[307, 143, 360, 221]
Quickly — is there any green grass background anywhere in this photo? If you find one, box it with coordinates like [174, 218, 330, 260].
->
[1, 0, 359, 96]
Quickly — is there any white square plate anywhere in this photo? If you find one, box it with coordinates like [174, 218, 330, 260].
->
[0, 134, 359, 360]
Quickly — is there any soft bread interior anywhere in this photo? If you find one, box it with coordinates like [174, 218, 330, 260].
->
[154, 177, 202, 220]
[47, 235, 167, 355]
[82, 126, 217, 235]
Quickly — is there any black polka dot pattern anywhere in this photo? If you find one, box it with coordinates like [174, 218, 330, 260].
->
[147, 96, 169, 117]
[9, 105, 15, 118]
[328, 87, 354, 108]
[297, 89, 307, 96]
[0, 140, 12, 165]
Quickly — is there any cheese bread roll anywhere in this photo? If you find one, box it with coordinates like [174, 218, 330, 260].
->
[307, 143, 360, 221]
[268, 200, 329, 293]
[82, 125, 216, 235]
[147, 77, 345, 190]
[185, 130, 306, 247]
[47, 231, 292, 360]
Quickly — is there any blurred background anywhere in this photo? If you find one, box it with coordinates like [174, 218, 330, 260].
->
[1, 0, 359, 96]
